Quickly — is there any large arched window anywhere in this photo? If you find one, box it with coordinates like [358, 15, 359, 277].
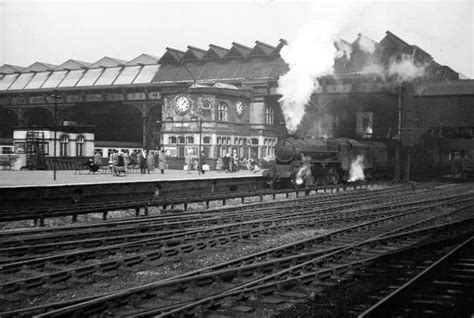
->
[169, 136, 177, 144]
[60, 135, 69, 156]
[186, 136, 194, 144]
[76, 135, 84, 157]
[178, 136, 185, 144]
[218, 102, 228, 121]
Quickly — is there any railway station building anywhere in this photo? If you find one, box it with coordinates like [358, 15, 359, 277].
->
[0, 32, 472, 173]
[0, 40, 289, 168]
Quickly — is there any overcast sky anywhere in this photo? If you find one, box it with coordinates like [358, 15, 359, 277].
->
[1, 0, 473, 78]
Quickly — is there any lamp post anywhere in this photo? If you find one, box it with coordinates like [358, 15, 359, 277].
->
[50, 90, 61, 181]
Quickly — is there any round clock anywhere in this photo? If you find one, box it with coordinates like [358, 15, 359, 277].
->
[175, 96, 191, 114]
[236, 101, 243, 116]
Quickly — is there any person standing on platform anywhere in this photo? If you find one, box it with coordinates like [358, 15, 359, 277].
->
[93, 151, 102, 166]
[229, 153, 234, 173]
[216, 157, 223, 173]
[114, 150, 126, 176]
[109, 150, 118, 173]
[158, 149, 167, 174]
[223, 153, 230, 173]
[122, 150, 129, 172]
[185, 150, 193, 174]
[146, 150, 155, 173]
[130, 150, 138, 167]
[233, 151, 240, 172]
[199, 151, 207, 174]
[139, 149, 147, 174]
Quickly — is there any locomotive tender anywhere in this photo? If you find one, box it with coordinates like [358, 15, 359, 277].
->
[264, 136, 392, 188]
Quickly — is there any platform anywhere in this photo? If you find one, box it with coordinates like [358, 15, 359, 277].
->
[0, 169, 263, 188]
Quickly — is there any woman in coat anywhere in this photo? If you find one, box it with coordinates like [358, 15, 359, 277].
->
[222, 153, 230, 173]
[146, 150, 155, 173]
[185, 151, 193, 174]
[158, 150, 167, 174]
[139, 149, 147, 174]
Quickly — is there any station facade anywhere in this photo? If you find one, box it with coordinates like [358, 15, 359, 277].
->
[0, 40, 288, 168]
[0, 32, 472, 173]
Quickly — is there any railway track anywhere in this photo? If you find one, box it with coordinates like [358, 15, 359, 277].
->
[0, 185, 467, 271]
[358, 235, 474, 318]
[1, 183, 473, 317]
[2, 191, 458, 293]
[0, 184, 412, 251]
[0, 186, 444, 260]
[20, 204, 474, 318]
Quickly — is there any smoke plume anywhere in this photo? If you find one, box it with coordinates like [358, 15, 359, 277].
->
[277, 3, 354, 132]
[334, 39, 353, 60]
[388, 53, 426, 82]
[357, 34, 377, 54]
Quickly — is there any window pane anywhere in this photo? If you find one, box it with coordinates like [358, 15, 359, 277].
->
[42, 71, 67, 88]
[113, 66, 142, 85]
[133, 65, 159, 84]
[8, 73, 34, 90]
[94, 67, 122, 86]
[58, 70, 85, 87]
[0, 74, 19, 90]
[76, 68, 103, 87]
[24, 72, 51, 89]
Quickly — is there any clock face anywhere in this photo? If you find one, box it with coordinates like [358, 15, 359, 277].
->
[236, 101, 243, 116]
[175, 96, 191, 114]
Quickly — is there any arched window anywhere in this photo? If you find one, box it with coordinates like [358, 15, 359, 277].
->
[186, 136, 194, 144]
[251, 138, 259, 145]
[234, 137, 238, 145]
[60, 135, 69, 156]
[217, 137, 221, 144]
[218, 102, 228, 121]
[265, 106, 274, 125]
[76, 135, 84, 157]
[203, 136, 211, 144]
[178, 136, 185, 144]
[169, 136, 177, 144]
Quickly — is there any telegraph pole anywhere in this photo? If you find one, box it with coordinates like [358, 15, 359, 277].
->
[51, 90, 61, 181]
[395, 83, 402, 182]
[198, 118, 202, 175]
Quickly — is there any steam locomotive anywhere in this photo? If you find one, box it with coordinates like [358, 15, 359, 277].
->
[263, 136, 393, 188]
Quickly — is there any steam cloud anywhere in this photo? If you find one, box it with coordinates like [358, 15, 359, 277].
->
[349, 154, 365, 182]
[277, 3, 433, 134]
[358, 34, 377, 54]
[277, 4, 354, 132]
[388, 54, 426, 82]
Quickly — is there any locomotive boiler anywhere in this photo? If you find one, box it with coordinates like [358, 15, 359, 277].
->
[264, 136, 392, 188]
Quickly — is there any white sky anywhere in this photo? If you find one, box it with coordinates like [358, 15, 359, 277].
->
[1, 0, 473, 78]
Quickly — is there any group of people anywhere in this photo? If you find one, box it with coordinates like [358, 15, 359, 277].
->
[132, 149, 168, 175]
[85, 149, 261, 175]
[184, 151, 208, 174]
[85, 149, 168, 176]
[215, 153, 260, 173]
